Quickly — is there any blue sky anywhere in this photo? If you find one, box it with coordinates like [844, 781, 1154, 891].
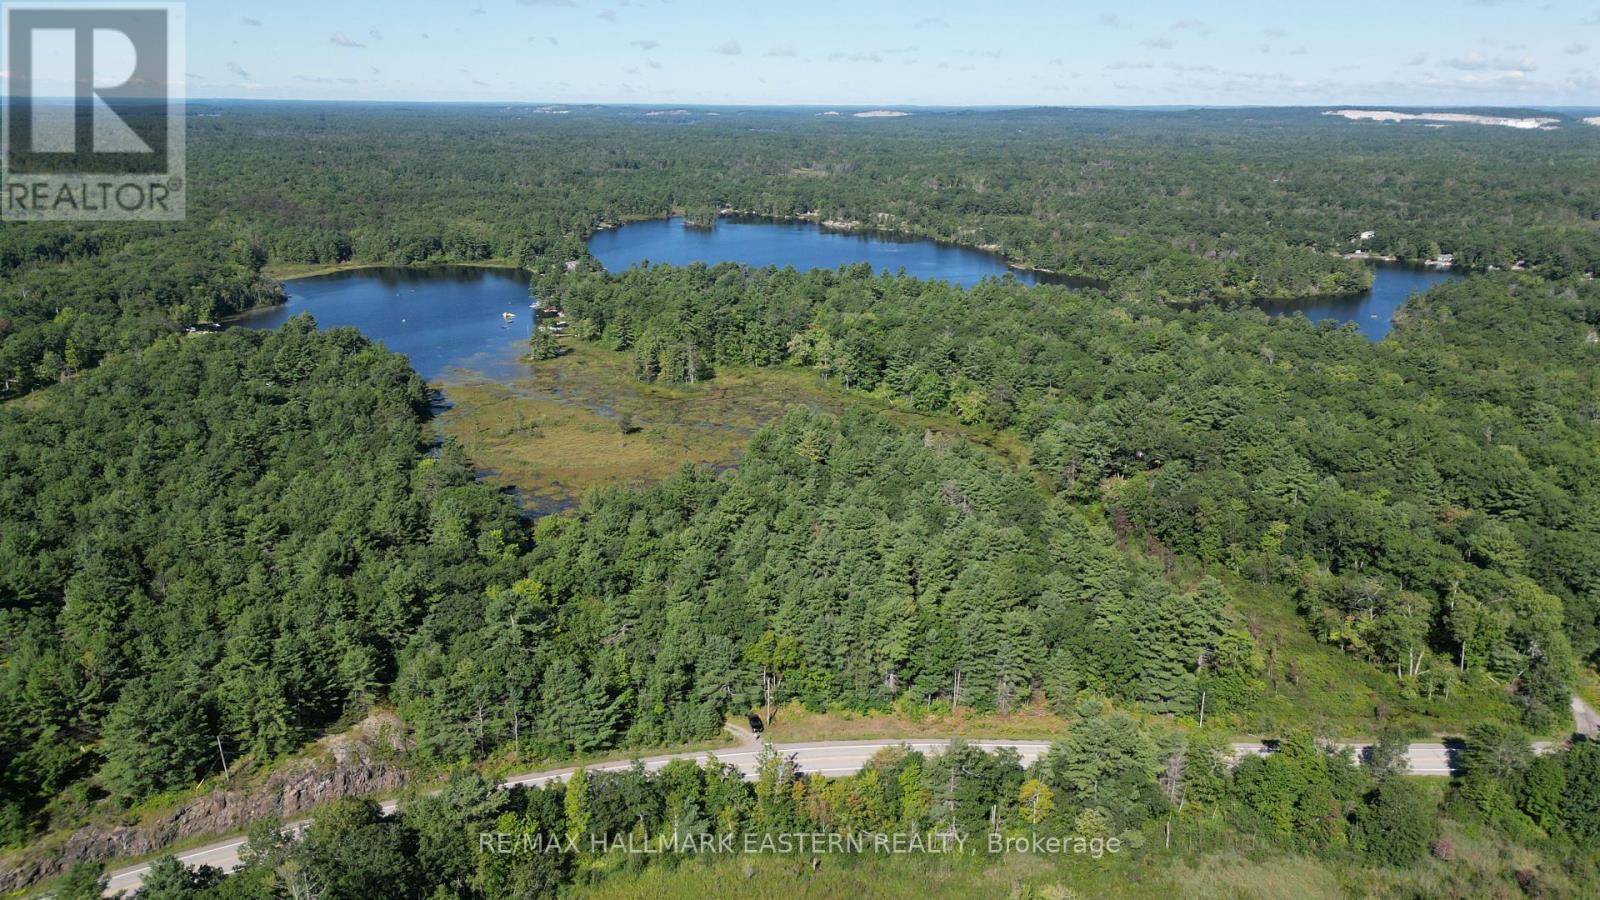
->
[178, 0, 1600, 105]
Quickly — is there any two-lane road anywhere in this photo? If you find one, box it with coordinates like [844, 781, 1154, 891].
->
[103, 733, 1534, 895]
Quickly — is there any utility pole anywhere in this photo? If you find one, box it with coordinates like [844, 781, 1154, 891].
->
[1198, 691, 1206, 729]
[217, 735, 231, 780]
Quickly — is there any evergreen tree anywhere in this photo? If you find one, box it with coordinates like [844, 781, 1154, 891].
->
[538, 660, 621, 754]
[1560, 742, 1600, 841]
[528, 322, 560, 361]
[99, 678, 214, 801]
[1357, 779, 1437, 866]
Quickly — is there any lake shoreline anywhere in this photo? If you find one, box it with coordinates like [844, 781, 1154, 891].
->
[261, 258, 524, 281]
[596, 208, 1084, 283]
[235, 265, 535, 382]
[589, 211, 1415, 298]
[590, 211, 1104, 289]
[232, 259, 529, 328]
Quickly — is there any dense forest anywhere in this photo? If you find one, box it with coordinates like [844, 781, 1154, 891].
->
[0, 231, 282, 397]
[179, 104, 1600, 288]
[396, 407, 1262, 765]
[3, 105, 1600, 895]
[554, 263, 1600, 729]
[0, 322, 524, 843]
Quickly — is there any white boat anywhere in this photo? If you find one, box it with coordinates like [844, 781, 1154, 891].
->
[501, 312, 516, 320]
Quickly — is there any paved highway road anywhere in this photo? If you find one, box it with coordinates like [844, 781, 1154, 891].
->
[104, 730, 1557, 895]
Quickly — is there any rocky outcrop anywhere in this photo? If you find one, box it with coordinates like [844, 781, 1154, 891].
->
[0, 716, 410, 892]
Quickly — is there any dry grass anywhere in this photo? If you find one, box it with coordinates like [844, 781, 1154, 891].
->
[1168, 855, 1344, 900]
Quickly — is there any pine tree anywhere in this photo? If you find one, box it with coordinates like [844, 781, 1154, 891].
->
[1520, 755, 1566, 832]
[99, 677, 215, 800]
[539, 660, 621, 754]
[1357, 779, 1437, 865]
[1559, 743, 1600, 840]
[529, 323, 560, 361]
[609, 311, 635, 351]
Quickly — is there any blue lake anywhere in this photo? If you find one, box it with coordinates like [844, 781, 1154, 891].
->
[588, 215, 1083, 288]
[1254, 264, 1461, 341]
[237, 266, 534, 382]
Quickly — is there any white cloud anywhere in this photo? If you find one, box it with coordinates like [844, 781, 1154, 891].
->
[1442, 53, 1537, 72]
[712, 40, 741, 56]
[330, 31, 366, 49]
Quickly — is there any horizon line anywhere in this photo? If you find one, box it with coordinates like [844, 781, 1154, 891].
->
[173, 98, 1600, 112]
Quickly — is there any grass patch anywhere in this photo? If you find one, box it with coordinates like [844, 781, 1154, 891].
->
[1576, 667, 1600, 712]
[1168, 854, 1344, 900]
[2, 388, 52, 411]
[572, 849, 1170, 900]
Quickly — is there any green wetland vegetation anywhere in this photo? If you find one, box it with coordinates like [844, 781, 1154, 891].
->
[1, 105, 1599, 897]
